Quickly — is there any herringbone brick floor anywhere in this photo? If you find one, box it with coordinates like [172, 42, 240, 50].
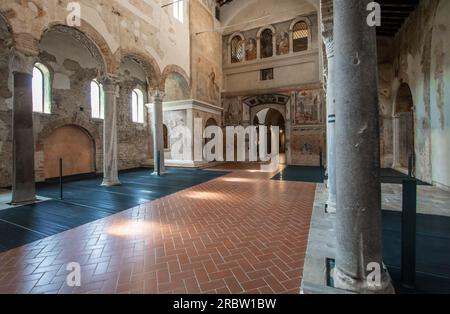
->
[0, 170, 315, 294]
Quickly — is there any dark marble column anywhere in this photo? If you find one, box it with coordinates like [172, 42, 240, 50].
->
[333, 0, 394, 293]
[10, 51, 37, 205]
[101, 77, 121, 186]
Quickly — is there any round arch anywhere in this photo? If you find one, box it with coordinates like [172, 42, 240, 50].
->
[393, 82, 415, 171]
[120, 51, 162, 89]
[36, 116, 102, 173]
[250, 104, 286, 125]
[257, 25, 276, 59]
[289, 17, 312, 53]
[160, 65, 190, 91]
[228, 33, 245, 64]
[39, 23, 112, 76]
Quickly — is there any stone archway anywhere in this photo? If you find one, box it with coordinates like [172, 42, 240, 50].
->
[43, 125, 95, 179]
[252, 106, 287, 164]
[393, 83, 415, 172]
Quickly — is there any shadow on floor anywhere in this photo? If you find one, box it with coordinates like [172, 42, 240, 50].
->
[0, 167, 228, 253]
[382, 210, 450, 294]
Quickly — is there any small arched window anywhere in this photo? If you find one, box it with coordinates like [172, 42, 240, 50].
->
[230, 35, 244, 63]
[131, 88, 145, 124]
[32, 63, 51, 114]
[90, 80, 104, 119]
[260, 29, 273, 59]
[293, 21, 309, 52]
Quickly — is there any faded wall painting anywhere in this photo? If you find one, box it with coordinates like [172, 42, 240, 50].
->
[223, 97, 242, 126]
[294, 90, 323, 125]
[291, 130, 325, 166]
[245, 38, 257, 61]
[277, 32, 290, 55]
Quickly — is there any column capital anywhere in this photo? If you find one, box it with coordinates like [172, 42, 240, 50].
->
[100, 75, 119, 91]
[149, 89, 165, 103]
[9, 49, 36, 75]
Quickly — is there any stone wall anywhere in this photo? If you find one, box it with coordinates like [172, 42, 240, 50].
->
[189, 0, 222, 107]
[378, 0, 450, 188]
[0, 0, 192, 187]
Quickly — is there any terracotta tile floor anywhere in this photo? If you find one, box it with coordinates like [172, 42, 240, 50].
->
[0, 170, 315, 294]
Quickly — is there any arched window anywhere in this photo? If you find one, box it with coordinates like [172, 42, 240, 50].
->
[260, 29, 273, 59]
[230, 35, 244, 63]
[163, 124, 169, 149]
[131, 88, 145, 124]
[293, 21, 309, 52]
[32, 63, 51, 114]
[90, 80, 104, 119]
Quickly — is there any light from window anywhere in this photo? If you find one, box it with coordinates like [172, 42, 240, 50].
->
[260, 29, 273, 59]
[231, 36, 244, 63]
[90, 80, 104, 119]
[131, 89, 145, 124]
[173, 0, 184, 23]
[293, 21, 309, 52]
[32, 63, 51, 114]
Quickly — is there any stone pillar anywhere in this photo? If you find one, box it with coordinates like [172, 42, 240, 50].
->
[323, 31, 337, 213]
[10, 51, 37, 205]
[101, 77, 121, 186]
[333, 0, 394, 293]
[149, 90, 166, 175]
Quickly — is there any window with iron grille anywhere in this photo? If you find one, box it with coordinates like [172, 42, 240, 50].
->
[293, 21, 309, 52]
[231, 35, 244, 63]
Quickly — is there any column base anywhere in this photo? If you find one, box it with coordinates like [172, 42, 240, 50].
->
[10, 197, 37, 206]
[334, 266, 395, 294]
[325, 202, 336, 214]
[326, 196, 337, 214]
[101, 179, 121, 187]
[152, 170, 167, 176]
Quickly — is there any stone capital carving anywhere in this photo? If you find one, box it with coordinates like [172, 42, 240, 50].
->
[9, 49, 36, 74]
[149, 89, 165, 103]
[100, 76, 119, 94]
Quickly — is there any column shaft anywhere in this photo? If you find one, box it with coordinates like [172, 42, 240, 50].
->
[101, 78, 121, 186]
[151, 91, 166, 175]
[325, 39, 337, 212]
[11, 52, 36, 205]
[333, 0, 393, 293]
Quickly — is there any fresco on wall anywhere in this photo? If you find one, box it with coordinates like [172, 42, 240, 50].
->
[291, 131, 325, 166]
[277, 32, 290, 55]
[294, 90, 323, 125]
[223, 98, 242, 126]
[245, 38, 257, 61]
[165, 72, 190, 101]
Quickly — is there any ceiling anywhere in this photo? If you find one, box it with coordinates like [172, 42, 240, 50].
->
[217, 0, 419, 37]
[377, 0, 420, 37]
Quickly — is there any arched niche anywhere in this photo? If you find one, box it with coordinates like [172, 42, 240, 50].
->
[163, 71, 191, 102]
[43, 125, 95, 179]
[393, 83, 415, 171]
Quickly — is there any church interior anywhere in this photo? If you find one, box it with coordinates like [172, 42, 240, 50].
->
[0, 0, 449, 295]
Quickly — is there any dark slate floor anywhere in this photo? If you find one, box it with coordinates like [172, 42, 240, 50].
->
[271, 166, 325, 183]
[272, 166, 428, 185]
[383, 210, 450, 294]
[273, 167, 448, 293]
[0, 168, 228, 253]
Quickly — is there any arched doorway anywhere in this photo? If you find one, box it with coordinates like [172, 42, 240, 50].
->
[43, 125, 95, 179]
[394, 83, 414, 173]
[253, 108, 286, 164]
